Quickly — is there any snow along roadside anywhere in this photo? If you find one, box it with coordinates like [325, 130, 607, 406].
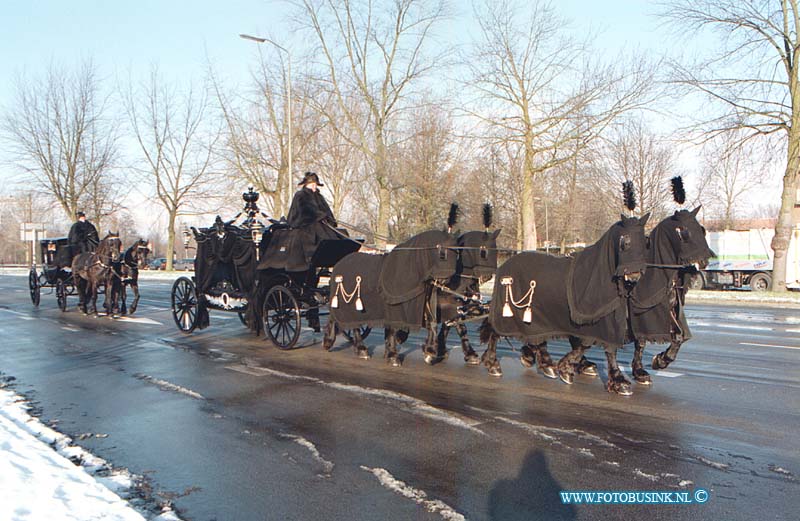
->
[0, 385, 181, 521]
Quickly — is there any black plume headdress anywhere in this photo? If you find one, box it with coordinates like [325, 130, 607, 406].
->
[482, 203, 493, 231]
[671, 176, 686, 205]
[447, 202, 460, 232]
[622, 181, 636, 212]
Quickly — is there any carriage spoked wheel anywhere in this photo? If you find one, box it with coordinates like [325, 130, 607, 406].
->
[56, 280, 67, 312]
[263, 285, 301, 350]
[29, 268, 40, 307]
[343, 326, 372, 343]
[171, 277, 199, 334]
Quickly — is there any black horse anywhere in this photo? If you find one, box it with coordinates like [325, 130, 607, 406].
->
[629, 207, 715, 382]
[71, 233, 122, 315]
[433, 220, 501, 365]
[324, 228, 458, 366]
[480, 214, 650, 395]
[112, 239, 151, 315]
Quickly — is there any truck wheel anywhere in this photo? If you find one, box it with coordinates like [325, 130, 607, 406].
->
[749, 272, 771, 292]
[687, 272, 705, 291]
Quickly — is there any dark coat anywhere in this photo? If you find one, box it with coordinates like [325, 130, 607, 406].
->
[68, 220, 99, 254]
[260, 188, 339, 272]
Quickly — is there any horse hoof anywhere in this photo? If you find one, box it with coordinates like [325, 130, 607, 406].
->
[634, 371, 652, 385]
[520, 355, 534, 369]
[577, 360, 598, 376]
[541, 365, 558, 379]
[488, 366, 503, 377]
[424, 354, 435, 365]
[355, 348, 370, 359]
[387, 356, 402, 367]
[607, 380, 633, 396]
[651, 354, 669, 370]
[558, 370, 574, 385]
[464, 353, 480, 365]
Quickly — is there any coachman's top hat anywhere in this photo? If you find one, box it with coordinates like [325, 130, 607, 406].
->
[298, 171, 324, 187]
[77, 211, 86, 218]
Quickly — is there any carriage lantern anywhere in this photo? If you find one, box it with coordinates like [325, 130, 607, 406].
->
[250, 221, 264, 260]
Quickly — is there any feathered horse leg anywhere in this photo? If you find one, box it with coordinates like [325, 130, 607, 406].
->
[478, 319, 502, 377]
[557, 337, 588, 385]
[631, 339, 652, 384]
[520, 342, 557, 379]
[652, 338, 683, 370]
[455, 323, 479, 365]
[384, 327, 401, 367]
[605, 348, 633, 396]
[352, 328, 370, 360]
[322, 320, 338, 351]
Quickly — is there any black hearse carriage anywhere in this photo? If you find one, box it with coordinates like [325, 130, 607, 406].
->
[29, 237, 77, 311]
[170, 188, 362, 349]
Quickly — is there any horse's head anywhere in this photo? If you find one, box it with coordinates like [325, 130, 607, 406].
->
[612, 214, 650, 285]
[662, 206, 715, 268]
[99, 232, 122, 263]
[458, 229, 501, 282]
[133, 239, 152, 267]
[409, 229, 458, 282]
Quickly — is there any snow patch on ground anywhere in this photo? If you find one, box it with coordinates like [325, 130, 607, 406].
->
[768, 464, 793, 476]
[133, 374, 204, 400]
[0, 386, 182, 521]
[694, 455, 730, 470]
[495, 416, 619, 450]
[633, 469, 660, 482]
[360, 466, 465, 521]
[281, 434, 334, 477]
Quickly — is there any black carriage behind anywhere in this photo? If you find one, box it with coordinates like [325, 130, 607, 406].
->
[29, 237, 78, 311]
[171, 188, 362, 349]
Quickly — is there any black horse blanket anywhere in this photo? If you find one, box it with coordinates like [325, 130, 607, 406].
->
[628, 210, 713, 344]
[330, 230, 456, 331]
[489, 222, 638, 349]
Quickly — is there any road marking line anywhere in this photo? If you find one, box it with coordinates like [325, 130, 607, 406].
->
[785, 328, 800, 333]
[740, 342, 800, 350]
[692, 321, 774, 331]
[651, 370, 683, 377]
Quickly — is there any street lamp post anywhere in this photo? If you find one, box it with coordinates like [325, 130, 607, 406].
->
[239, 33, 293, 196]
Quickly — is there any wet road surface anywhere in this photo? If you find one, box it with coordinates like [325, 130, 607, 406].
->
[0, 275, 797, 520]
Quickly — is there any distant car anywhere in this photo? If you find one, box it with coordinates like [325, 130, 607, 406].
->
[173, 258, 195, 271]
[148, 257, 167, 270]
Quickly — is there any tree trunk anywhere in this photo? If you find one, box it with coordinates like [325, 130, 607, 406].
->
[520, 164, 538, 251]
[770, 129, 800, 292]
[374, 138, 390, 246]
[166, 210, 176, 271]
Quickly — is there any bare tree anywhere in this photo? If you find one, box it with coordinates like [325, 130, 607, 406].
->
[124, 68, 220, 271]
[464, 0, 656, 250]
[211, 54, 320, 217]
[295, 0, 448, 244]
[599, 119, 680, 220]
[661, 0, 800, 291]
[2, 60, 119, 221]
[699, 133, 761, 228]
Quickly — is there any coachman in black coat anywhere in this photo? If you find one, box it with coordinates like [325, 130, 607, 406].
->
[68, 212, 99, 255]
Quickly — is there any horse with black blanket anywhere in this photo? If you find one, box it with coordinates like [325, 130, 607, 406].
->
[71, 233, 122, 315]
[433, 204, 501, 365]
[479, 213, 650, 395]
[111, 239, 151, 315]
[323, 210, 459, 366]
[630, 203, 715, 383]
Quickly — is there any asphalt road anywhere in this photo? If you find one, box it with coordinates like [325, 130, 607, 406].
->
[0, 274, 797, 521]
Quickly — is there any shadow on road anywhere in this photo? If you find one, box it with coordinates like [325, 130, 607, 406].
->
[488, 449, 577, 521]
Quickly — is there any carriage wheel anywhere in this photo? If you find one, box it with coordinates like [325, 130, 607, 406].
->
[56, 280, 67, 312]
[343, 326, 372, 343]
[238, 311, 248, 326]
[263, 285, 301, 350]
[171, 277, 198, 334]
[29, 269, 40, 307]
